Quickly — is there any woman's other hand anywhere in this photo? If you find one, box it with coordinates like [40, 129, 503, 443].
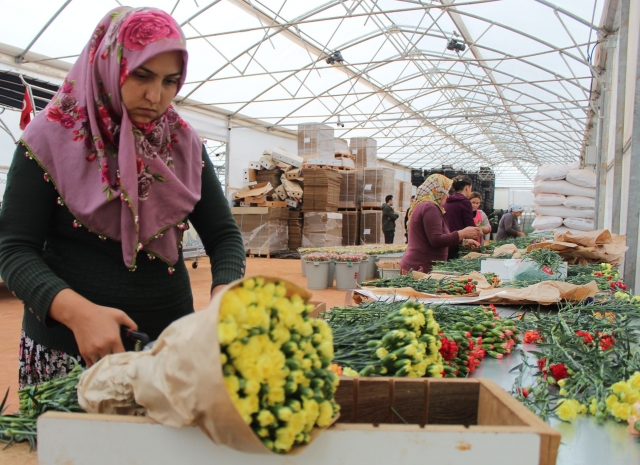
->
[463, 239, 480, 249]
[49, 289, 137, 366]
[517, 232, 526, 237]
[459, 226, 482, 239]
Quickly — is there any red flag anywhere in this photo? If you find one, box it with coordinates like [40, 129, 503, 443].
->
[20, 88, 33, 130]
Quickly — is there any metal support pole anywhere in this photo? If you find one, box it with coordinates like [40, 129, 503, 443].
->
[623, 13, 640, 289]
[611, 0, 629, 234]
[594, 89, 606, 228]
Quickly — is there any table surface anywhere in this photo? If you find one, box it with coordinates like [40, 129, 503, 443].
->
[473, 307, 640, 465]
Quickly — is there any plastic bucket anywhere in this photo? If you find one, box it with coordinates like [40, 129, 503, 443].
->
[357, 259, 369, 284]
[379, 268, 401, 279]
[305, 261, 329, 290]
[328, 260, 336, 287]
[301, 258, 306, 277]
[335, 261, 360, 290]
[366, 255, 378, 279]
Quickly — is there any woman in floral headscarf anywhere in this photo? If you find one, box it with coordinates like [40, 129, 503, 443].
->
[400, 174, 481, 273]
[0, 7, 245, 386]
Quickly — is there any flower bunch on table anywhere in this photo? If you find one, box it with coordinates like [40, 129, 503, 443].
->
[328, 301, 444, 378]
[511, 299, 640, 427]
[219, 278, 339, 453]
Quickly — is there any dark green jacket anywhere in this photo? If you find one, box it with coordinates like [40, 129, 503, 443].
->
[0, 143, 246, 354]
[382, 203, 399, 232]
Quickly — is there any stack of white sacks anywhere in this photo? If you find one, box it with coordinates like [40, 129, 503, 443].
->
[531, 162, 596, 232]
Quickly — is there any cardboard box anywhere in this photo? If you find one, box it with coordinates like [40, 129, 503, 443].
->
[270, 146, 303, 168]
[298, 123, 335, 160]
[286, 198, 300, 209]
[281, 176, 303, 200]
[288, 210, 303, 250]
[305, 157, 341, 167]
[360, 210, 383, 244]
[339, 170, 359, 209]
[259, 155, 276, 170]
[232, 206, 289, 254]
[301, 168, 342, 212]
[243, 168, 256, 183]
[248, 161, 262, 170]
[342, 210, 359, 246]
[302, 212, 342, 247]
[233, 182, 273, 200]
[285, 168, 304, 181]
[362, 167, 395, 206]
[340, 158, 355, 169]
[334, 137, 351, 156]
[350, 137, 377, 168]
[274, 184, 287, 201]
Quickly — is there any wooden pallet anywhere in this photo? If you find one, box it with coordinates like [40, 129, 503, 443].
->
[338, 207, 358, 211]
[247, 251, 272, 258]
[361, 202, 383, 210]
[302, 163, 340, 171]
[238, 200, 288, 208]
[335, 153, 356, 160]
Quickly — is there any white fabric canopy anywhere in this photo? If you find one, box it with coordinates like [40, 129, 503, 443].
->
[0, 0, 603, 183]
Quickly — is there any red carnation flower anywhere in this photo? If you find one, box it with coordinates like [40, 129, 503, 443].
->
[576, 330, 594, 344]
[550, 363, 568, 381]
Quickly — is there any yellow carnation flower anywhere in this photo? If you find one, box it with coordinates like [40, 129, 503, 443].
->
[257, 409, 276, 427]
[317, 401, 334, 427]
[626, 390, 640, 405]
[589, 398, 597, 415]
[556, 399, 579, 422]
[376, 347, 389, 359]
[628, 372, 640, 390]
[606, 394, 619, 409]
[557, 379, 566, 387]
[218, 321, 238, 346]
[274, 426, 296, 452]
[343, 367, 358, 376]
[611, 402, 632, 421]
[612, 381, 631, 394]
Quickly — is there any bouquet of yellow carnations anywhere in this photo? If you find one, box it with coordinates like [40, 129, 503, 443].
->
[218, 277, 339, 452]
[78, 276, 338, 455]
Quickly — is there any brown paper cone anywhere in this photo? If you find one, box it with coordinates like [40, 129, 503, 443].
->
[79, 276, 336, 455]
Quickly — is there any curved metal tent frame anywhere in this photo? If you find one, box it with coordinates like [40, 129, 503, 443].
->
[0, 0, 604, 184]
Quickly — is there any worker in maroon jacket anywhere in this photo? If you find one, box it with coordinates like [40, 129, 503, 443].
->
[400, 175, 480, 273]
[444, 175, 476, 260]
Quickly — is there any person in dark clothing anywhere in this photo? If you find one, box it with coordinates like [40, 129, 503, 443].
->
[496, 204, 526, 239]
[404, 195, 415, 243]
[382, 194, 399, 244]
[444, 175, 476, 260]
[0, 8, 246, 387]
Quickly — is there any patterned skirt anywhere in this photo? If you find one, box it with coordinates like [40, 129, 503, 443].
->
[18, 331, 83, 389]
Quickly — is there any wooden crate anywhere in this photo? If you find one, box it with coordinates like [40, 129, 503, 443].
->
[36, 378, 559, 465]
[334, 377, 560, 465]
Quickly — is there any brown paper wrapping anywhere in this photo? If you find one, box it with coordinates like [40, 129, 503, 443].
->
[479, 280, 598, 305]
[78, 277, 333, 455]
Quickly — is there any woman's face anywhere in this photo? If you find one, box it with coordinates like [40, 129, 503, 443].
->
[121, 51, 183, 123]
[512, 211, 523, 217]
[470, 198, 481, 211]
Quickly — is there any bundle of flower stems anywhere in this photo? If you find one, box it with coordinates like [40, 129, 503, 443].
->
[0, 363, 84, 450]
[458, 236, 537, 256]
[509, 262, 625, 292]
[512, 295, 640, 426]
[431, 304, 521, 376]
[324, 301, 445, 377]
[363, 274, 480, 295]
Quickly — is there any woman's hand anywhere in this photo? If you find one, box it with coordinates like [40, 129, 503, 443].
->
[49, 289, 137, 367]
[211, 284, 226, 299]
[463, 239, 480, 249]
[517, 232, 526, 237]
[459, 226, 482, 240]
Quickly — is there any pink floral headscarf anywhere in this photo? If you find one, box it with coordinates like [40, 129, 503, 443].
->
[21, 7, 202, 272]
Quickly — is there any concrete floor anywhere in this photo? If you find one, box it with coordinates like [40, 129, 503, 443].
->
[0, 256, 347, 464]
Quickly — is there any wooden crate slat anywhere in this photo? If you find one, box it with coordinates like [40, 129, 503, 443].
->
[356, 378, 392, 424]
[427, 380, 479, 425]
[334, 378, 356, 423]
[391, 379, 426, 425]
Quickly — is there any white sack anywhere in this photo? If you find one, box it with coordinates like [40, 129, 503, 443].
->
[566, 169, 596, 188]
[533, 180, 596, 198]
[563, 196, 596, 210]
[534, 161, 579, 181]
[533, 205, 595, 219]
[563, 217, 595, 231]
[532, 215, 563, 230]
[534, 193, 566, 206]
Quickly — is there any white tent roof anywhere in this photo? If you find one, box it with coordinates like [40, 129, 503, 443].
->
[0, 0, 603, 183]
